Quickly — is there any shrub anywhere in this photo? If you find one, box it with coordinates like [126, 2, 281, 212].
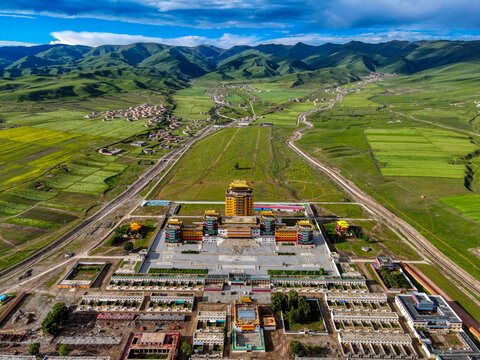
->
[29, 342, 40, 355]
[124, 241, 134, 251]
[181, 341, 193, 357]
[59, 344, 70, 356]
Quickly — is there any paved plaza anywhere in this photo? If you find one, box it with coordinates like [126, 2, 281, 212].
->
[140, 229, 339, 276]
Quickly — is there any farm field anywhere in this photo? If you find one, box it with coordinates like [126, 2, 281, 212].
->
[258, 102, 317, 126]
[297, 73, 480, 282]
[365, 128, 477, 178]
[0, 126, 102, 189]
[0, 90, 173, 271]
[172, 86, 212, 120]
[153, 126, 344, 202]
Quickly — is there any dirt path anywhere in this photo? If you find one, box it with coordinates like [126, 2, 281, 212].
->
[265, 128, 295, 201]
[249, 128, 261, 181]
[200, 128, 239, 184]
[392, 110, 480, 138]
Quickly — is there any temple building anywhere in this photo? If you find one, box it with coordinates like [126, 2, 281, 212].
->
[164, 181, 314, 245]
[225, 180, 254, 216]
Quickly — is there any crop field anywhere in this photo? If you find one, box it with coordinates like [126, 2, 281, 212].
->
[252, 84, 313, 104]
[41, 155, 127, 195]
[365, 128, 477, 178]
[439, 194, 480, 222]
[0, 126, 101, 188]
[153, 126, 343, 202]
[258, 102, 317, 126]
[0, 91, 168, 271]
[173, 86, 212, 120]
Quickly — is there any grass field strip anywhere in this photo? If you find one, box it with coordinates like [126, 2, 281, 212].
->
[365, 128, 478, 178]
[439, 194, 480, 223]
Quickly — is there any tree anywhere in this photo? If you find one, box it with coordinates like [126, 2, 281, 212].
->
[297, 297, 310, 323]
[288, 290, 299, 308]
[181, 341, 193, 357]
[124, 241, 134, 252]
[42, 302, 68, 335]
[59, 344, 70, 356]
[287, 308, 299, 325]
[29, 342, 40, 355]
[271, 292, 287, 312]
[289, 340, 306, 356]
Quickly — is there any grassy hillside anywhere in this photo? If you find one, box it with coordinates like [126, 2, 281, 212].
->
[0, 67, 186, 101]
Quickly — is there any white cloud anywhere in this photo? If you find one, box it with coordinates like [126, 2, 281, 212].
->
[258, 30, 480, 45]
[147, 0, 259, 12]
[0, 40, 38, 46]
[50, 31, 259, 48]
[48, 29, 480, 50]
[0, 12, 34, 18]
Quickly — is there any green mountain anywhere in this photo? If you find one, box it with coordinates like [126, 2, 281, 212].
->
[1, 40, 480, 100]
[0, 67, 186, 101]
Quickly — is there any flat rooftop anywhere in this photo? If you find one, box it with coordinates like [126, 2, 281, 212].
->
[397, 294, 462, 323]
[222, 216, 257, 224]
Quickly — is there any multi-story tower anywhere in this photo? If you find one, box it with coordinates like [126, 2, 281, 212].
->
[225, 180, 253, 216]
[165, 218, 182, 243]
[296, 220, 314, 245]
[260, 211, 275, 235]
[203, 210, 219, 236]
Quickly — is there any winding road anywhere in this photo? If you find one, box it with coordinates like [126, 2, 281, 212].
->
[286, 80, 480, 302]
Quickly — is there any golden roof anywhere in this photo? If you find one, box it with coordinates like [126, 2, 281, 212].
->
[297, 220, 312, 226]
[229, 180, 251, 189]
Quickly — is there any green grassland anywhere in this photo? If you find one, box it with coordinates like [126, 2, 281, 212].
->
[153, 126, 344, 202]
[259, 102, 317, 126]
[172, 86, 213, 121]
[324, 219, 420, 260]
[297, 65, 480, 282]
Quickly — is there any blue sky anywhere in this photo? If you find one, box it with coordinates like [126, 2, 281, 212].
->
[1, 0, 480, 48]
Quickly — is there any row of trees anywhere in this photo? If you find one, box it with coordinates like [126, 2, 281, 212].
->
[272, 290, 320, 325]
[29, 343, 69, 356]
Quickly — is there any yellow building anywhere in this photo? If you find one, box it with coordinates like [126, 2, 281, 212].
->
[225, 180, 254, 216]
[233, 299, 261, 332]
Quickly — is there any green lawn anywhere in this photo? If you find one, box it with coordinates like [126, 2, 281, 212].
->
[153, 126, 344, 202]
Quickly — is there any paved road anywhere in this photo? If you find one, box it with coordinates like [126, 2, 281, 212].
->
[0, 124, 216, 285]
[286, 79, 480, 301]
